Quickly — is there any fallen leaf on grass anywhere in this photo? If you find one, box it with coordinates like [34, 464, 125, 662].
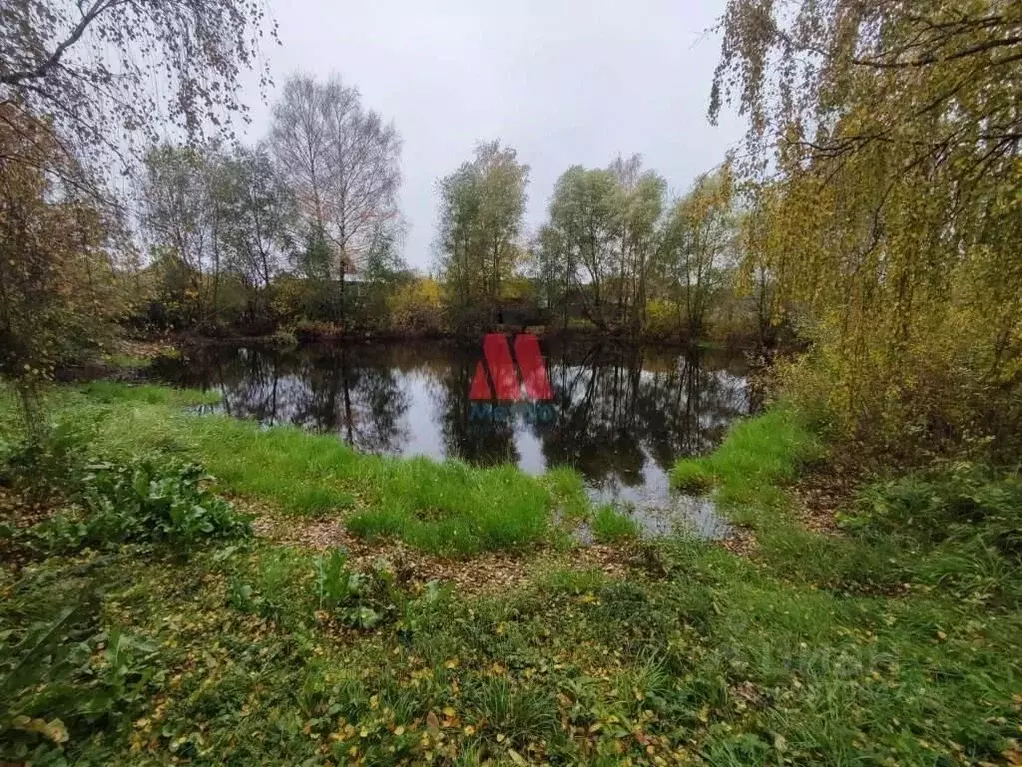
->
[426, 712, 440, 736]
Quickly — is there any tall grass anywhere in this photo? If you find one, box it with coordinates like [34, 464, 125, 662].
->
[20, 382, 589, 557]
[78, 381, 222, 406]
[348, 458, 552, 555]
[671, 406, 823, 519]
[590, 504, 638, 543]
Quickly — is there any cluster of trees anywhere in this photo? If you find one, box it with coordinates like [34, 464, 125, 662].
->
[535, 159, 739, 338]
[131, 122, 762, 341]
[135, 124, 762, 344]
[0, 0, 273, 420]
[134, 74, 407, 334]
[711, 0, 1022, 458]
[140, 129, 760, 342]
[436, 150, 757, 340]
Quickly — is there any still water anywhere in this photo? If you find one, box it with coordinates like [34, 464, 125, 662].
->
[160, 340, 752, 538]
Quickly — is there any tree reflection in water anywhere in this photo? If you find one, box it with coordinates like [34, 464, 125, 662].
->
[164, 339, 748, 513]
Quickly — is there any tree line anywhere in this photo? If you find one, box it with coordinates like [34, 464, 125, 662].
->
[0, 1, 769, 387]
[133, 100, 764, 344]
[134, 73, 405, 335]
[436, 144, 753, 338]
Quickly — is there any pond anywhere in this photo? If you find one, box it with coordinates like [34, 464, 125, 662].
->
[158, 339, 754, 539]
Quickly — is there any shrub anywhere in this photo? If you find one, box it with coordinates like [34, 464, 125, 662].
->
[644, 298, 681, 338]
[268, 327, 298, 347]
[29, 456, 251, 552]
[292, 319, 343, 341]
[388, 278, 444, 335]
[0, 419, 95, 503]
[777, 323, 1022, 466]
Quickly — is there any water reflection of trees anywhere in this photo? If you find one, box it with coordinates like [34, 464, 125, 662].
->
[169, 340, 748, 483]
[177, 345, 411, 454]
[536, 343, 747, 486]
[426, 340, 747, 483]
[434, 346, 519, 466]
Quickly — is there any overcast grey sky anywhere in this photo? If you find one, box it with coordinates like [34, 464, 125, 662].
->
[240, 0, 743, 272]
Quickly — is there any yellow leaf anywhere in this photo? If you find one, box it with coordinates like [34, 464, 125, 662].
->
[1004, 740, 1022, 767]
[13, 716, 68, 744]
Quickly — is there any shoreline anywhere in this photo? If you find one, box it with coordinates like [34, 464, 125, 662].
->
[138, 325, 774, 353]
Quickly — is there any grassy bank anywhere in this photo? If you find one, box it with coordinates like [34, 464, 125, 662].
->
[7, 382, 592, 557]
[671, 406, 821, 506]
[672, 405, 1022, 606]
[1, 384, 1020, 765]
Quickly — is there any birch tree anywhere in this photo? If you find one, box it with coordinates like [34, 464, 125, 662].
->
[711, 0, 1022, 452]
[0, 0, 274, 181]
[269, 74, 402, 324]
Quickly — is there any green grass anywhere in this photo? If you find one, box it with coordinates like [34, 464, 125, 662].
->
[669, 461, 713, 493]
[590, 504, 638, 542]
[672, 405, 822, 520]
[671, 401, 1022, 609]
[668, 405, 916, 587]
[79, 380, 222, 407]
[6, 382, 589, 556]
[2, 382, 1021, 766]
[347, 458, 552, 555]
[3, 533, 1019, 766]
[542, 466, 589, 519]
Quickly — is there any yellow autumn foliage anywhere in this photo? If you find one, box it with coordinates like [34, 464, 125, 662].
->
[388, 277, 444, 334]
[715, 0, 1022, 460]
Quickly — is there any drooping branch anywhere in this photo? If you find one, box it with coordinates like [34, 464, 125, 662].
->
[0, 0, 118, 87]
